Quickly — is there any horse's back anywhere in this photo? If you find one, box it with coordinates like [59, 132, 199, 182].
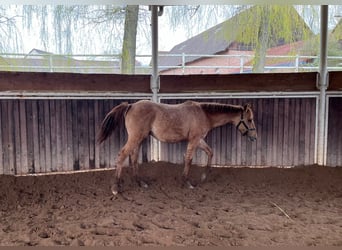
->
[128, 100, 209, 142]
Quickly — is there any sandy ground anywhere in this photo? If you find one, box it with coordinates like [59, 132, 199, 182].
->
[0, 162, 341, 246]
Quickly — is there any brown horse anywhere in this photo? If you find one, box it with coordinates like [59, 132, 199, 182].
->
[98, 100, 257, 195]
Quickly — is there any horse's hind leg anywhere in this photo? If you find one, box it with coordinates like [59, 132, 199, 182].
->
[112, 146, 129, 195]
[131, 146, 148, 188]
[112, 141, 137, 195]
[198, 139, 213, 182]
[182, 141, 199, 189]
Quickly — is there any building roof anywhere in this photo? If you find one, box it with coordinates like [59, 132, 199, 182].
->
[159, 6, 313, 69]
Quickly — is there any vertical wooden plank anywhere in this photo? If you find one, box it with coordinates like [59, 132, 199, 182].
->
[298, 99, 306, 165]
[309, 98, 316, 164]
[1, 101, 10, 174]
[83, 100, 90, 170]
[102, 100, 109, 167]
[94, 100, 100, 168]
[88, 100, 95, 169]
[256, 98, 263, 166]
[98, 100, 106, 168]
[55, 100, 63, 171]
[37, 100, 46, 173]
[231, 100, 237, 165]
[13, 100, 21, 175]
[60, 100, 68, 170]
[65, 100, 74, 171]
[221, 124, 228, 166]
[225, 124, 232, 165]
[277, 99, 284, 165]
[43, 100, 52, 172]
[249, 99, 258, 165]
[50, 100, 57, 172]
[31, 100, 41, 172]
[326, 97, 342, 166]
[7, 101, 15, 175]
[102, 100, 110, 167]
[240, 98, 248, 166]
[266, 99, 273, 166]
[77, 100, 85, 169]
[293, 98, 300, 165]
[19, 100, 29, 174]
[26, 101, 35, 173]
[110, 99, 118, 168]
[216, 113, 222, 165]
[282, 98, 290, 166]
[223, 98, 231, 165]
[71, 100, 79, 170]
[272, 99, 279, 165]
[304, 99, 311, 165]
[337, 105, 342, 166]
[287, 99, 295, 166]
[0, 101, 3, 175]
[326, 99, 332, 166]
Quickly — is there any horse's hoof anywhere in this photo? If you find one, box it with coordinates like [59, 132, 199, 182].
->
[136, 179, 149, 189]
[140, 181, 149, 189]
[200, 173, 207, 182]
[185, 180, 195, 189]
[111, 185, 120, 196]
[111, 188, 118, 196]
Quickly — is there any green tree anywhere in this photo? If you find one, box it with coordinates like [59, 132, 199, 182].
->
[229, 5, 313, 72]
[166, 5, 314, 73]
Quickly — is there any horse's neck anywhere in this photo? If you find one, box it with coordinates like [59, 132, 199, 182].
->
[207, 112, 239, 128]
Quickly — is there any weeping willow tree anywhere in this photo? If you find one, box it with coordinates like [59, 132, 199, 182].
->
[222, 5, 313, 72]
[0, 6, 22, 52]
[21, 5, 147, 73]
[166, 5, 242, 38]
[21, 5, 128, 55]
[165, 5, 314, 73]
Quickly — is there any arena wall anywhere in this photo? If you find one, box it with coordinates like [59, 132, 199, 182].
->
[0, 71, 341, 175]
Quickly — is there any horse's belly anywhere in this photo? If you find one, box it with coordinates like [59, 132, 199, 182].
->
[151, 126, 186, 143]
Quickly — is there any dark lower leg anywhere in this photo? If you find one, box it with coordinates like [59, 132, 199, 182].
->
[198, 139, 213, 182]
[112, 147, 129, 195]
[131, 147, 148, 188]
[182, 147, 195, 189]
[111, 175, 123, 195]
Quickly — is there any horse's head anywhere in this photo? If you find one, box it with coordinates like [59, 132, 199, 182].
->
[236, 103, 257, 142]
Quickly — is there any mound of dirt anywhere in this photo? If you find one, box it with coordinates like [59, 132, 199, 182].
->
[0, 162, 341, 246]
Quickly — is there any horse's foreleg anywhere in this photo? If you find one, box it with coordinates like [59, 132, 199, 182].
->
[198, 139, 213, 182]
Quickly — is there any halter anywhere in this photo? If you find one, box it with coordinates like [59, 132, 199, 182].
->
[236, 110, 256, 136]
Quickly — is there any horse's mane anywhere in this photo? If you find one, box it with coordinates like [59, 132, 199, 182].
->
[200, 103, 243, 114]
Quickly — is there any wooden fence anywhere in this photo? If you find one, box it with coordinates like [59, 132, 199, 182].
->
[326, 97, 342, 167]
[0, 99, 151, 175]
[0, 71, 341, 175]
[160, 97, 317, 167]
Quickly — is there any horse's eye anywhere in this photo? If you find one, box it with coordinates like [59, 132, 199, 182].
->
[248, 119, 253, 122]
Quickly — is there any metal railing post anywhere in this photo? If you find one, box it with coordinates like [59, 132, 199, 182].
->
[316, 5, 329, 166]
[295, 54, 299, 72]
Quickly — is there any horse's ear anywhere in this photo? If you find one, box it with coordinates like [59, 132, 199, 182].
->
[244, 103, 252, 110]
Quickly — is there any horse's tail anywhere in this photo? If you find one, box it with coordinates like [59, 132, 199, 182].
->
[97, 102, 131, 144]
